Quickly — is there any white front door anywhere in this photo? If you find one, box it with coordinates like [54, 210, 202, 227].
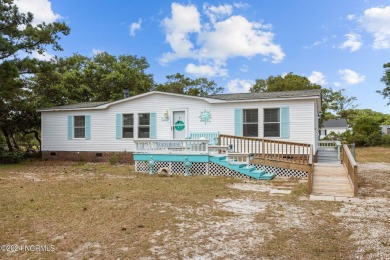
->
[173, 111, 186, 139]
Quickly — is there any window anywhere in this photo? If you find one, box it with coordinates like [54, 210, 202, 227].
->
[243, 109, 258, 137]
[319, 129, 327, 136]
[122, 114, 134, 138]
[264, 108, 280, 137]
[138, 113, 150, 138]
[74, 116, 85, 138]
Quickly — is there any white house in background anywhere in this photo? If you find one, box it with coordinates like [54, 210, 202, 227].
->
[382, 125, 390, 135]
[319, 118, 349, 139]
[38, 90, 322, 162]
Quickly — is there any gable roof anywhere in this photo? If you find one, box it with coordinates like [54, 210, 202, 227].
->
[38, 90, 322, 112]
[207, 89, 321, 101]
[323, 118, 348, 128]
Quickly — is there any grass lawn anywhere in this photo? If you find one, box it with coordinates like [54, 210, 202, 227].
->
[1, 158, 389, 259]
[356, 146, 390, 163]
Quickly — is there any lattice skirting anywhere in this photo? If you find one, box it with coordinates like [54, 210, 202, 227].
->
[135, 161, 308, 179]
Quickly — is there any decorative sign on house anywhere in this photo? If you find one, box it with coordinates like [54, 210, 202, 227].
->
[199, 110, 212, 124]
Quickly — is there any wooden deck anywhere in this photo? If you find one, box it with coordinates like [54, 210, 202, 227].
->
[311, 149, 354, 197]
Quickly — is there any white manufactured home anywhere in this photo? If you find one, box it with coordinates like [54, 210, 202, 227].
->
[39, 90, 322, 180]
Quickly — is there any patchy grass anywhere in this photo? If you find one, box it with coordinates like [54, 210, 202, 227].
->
[0, 160, 389, 259]
[356, 147, 390, 163]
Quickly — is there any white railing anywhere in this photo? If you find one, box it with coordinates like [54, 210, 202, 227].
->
[318, 140, 337, 148]
[226, 153, 253, 164]
[134, 139, 209, 154]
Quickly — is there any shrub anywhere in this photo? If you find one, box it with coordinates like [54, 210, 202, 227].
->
[109, 153, 120, 165]
[0, 150, 24, 164]
[382, 135, 390, 146]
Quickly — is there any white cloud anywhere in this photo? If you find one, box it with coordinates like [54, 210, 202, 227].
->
[14, 0, 61, 25]
[129, 19, 142, 37]
[226, 79, 254, 93]
[347, 14, 355, 21]
[334, 82, 341, 87]
[338, 69, 365, 85]
[160, 3, 201, 63]
[197, 15, 284, 63]
[92, 49, 103, 56]
[308, 71, 327, 85]
[160, 3, 285, 73]
[360, 6, 390, 49]
[203, 3, 233, 24]
[240, 64, 249, 72]
[339, 33, 362, 52]
[185, 63, 228, 77]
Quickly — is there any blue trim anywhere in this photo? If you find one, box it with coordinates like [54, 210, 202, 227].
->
[150, 112, 157, 139]
[85, 115, 91, 140]
[234, 109, 243, 136]
[116, 113, 122, 139]
[281, 106, 290, 139]
[67, 116, 73, 140]
[134, 154, 209, 162]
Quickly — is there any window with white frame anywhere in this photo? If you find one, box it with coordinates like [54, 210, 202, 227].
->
[138, 113, 150, 138]
[122, 114, 134, 138]
[74, 116, 85, 138]
[264, 108, 280, 137]
[243, 109, 258, 137]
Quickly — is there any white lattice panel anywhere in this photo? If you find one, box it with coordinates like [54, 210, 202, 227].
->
[136, 160, 307, 179]
[250, 164, 307, 178]
[208, 163, 250, 179]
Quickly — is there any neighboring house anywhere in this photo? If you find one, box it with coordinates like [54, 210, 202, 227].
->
[382, 125, 390, 135]
[319, 118, 348, 139]
[38, 90, 322, 162]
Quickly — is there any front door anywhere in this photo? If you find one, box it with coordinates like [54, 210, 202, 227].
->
[173, 111, 186, 139]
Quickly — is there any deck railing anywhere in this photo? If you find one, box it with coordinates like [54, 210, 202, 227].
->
[134, 139, 209, 154]
[318, 140, 342, 159]
[341, 144, 358, 197]
[218, 134, 312, 165]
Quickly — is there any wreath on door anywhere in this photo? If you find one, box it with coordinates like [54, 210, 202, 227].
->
[174, 120, 185, 131]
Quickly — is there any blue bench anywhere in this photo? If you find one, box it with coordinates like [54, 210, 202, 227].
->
[188, 132, 219, 145]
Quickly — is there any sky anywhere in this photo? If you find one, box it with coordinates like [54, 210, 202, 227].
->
[13, 0, 390, 113]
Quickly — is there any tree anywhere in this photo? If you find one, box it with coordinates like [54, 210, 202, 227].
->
[31, 52, 154, 108]
[0, 0, 70, 151]
[327, 89, 358, 118]
[155, 73, 223, 96]
[378, 62, 390, 105]
[249, 73, 321, 93]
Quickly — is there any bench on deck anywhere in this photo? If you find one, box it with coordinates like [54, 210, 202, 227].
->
[188, 131, 219, 145]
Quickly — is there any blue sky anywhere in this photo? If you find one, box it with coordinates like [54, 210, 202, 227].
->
[15, 0, 390, 113]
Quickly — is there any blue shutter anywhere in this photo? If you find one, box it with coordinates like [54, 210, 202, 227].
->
[150, 112, 157, 139]
[234, 109, 243, 136]
[67, 116, 73, 140]
[281, 107, 290, 139]
[116, 114, 122, 139]
[85, 115, 91, 140]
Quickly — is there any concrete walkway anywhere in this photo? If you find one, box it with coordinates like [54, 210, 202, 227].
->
[311, 149, 354, 197]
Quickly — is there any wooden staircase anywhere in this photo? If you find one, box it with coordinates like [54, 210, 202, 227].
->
[209, 153, 276, 180]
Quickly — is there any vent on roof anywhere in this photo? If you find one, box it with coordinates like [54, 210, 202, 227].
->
[123, 88, 129, 98]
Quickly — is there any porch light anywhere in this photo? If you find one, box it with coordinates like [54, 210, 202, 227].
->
[163, 110, 169, 120]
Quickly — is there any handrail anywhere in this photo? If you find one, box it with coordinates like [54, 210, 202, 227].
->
[218, 134, 312, 165]
[341, 144, 358, 197]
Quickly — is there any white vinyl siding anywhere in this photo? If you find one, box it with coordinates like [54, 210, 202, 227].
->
[41, 92, 318, 152]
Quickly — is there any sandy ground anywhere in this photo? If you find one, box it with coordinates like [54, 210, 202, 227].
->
[1, 161, 390, 259]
